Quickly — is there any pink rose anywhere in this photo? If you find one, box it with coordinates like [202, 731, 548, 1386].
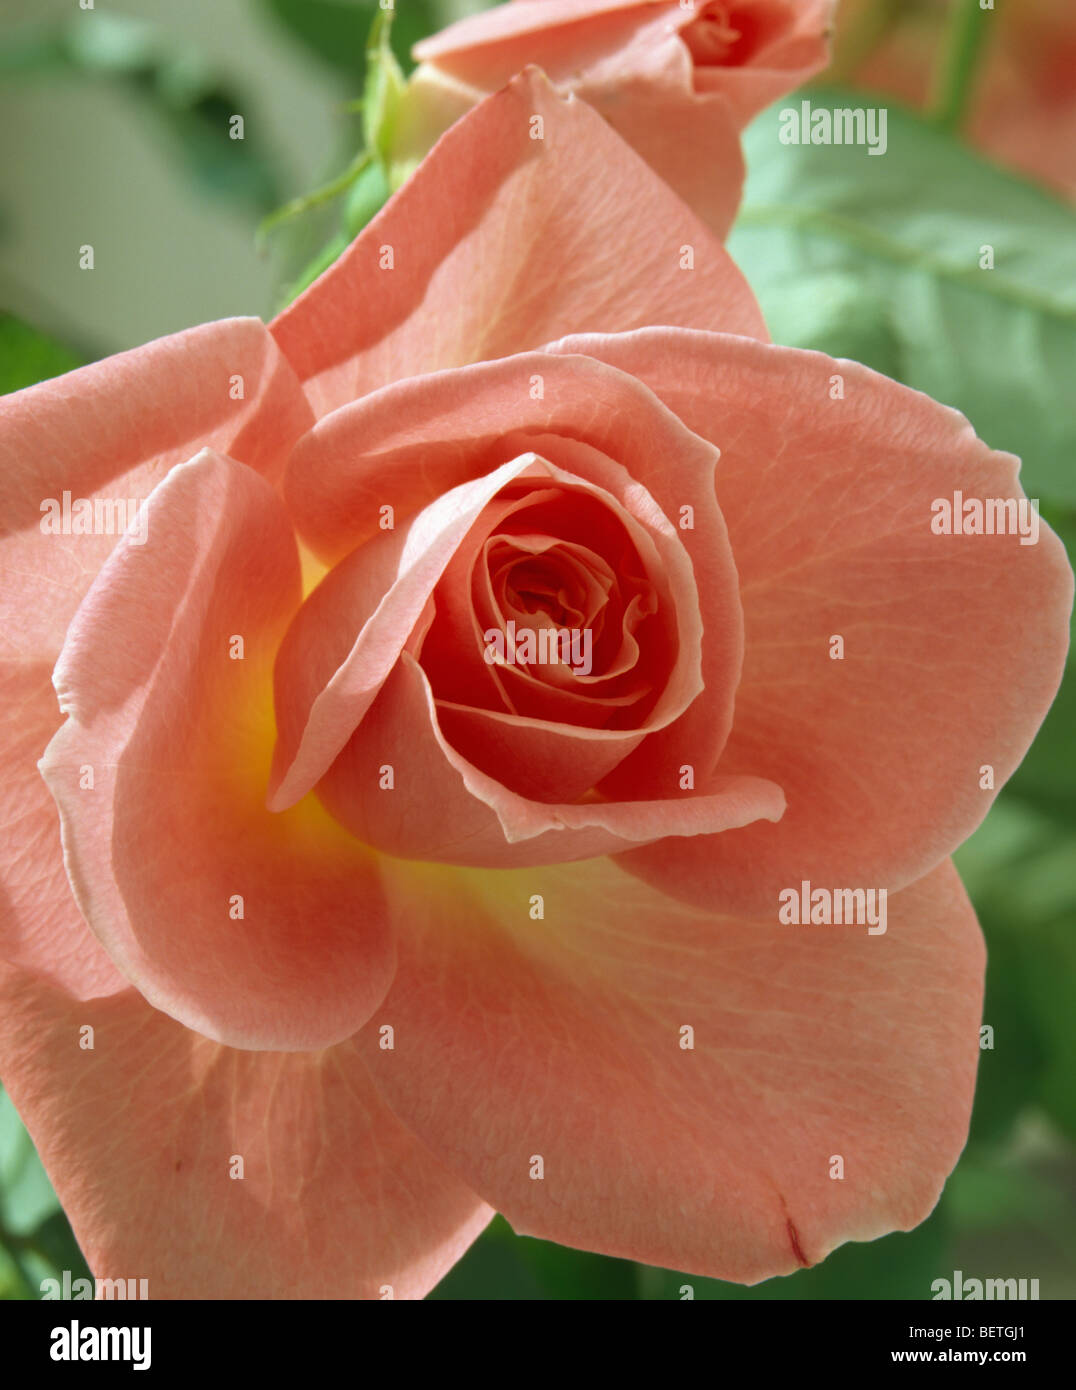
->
[0, 71, 1070, 1297]
[393, 0, 836, 236]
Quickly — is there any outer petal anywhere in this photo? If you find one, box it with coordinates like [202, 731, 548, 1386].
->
[546, 330, 1075, 914]
[359, 854, 984, 1283]
[40, 450, 394, 1052]
[0, 965, 491, 1299]
[270, 68, 765, 418]
[0, 319, 314, 997]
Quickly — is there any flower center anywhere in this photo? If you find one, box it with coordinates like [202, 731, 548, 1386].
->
[681, 1, 755, 67]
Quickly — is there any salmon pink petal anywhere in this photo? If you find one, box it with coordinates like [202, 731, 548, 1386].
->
[0, 674, 126, 1002]
[420, 482, 667, 798]
[421, 496, 636, 725]
[432, 703, 646, 805]
[582, 75, 747, 241]
[270, 68, 765, 418]
[414, 0, 676, 65]
[40, 450, 394, 1051]
[0, 967, 491, 1299]
[0, 319, 313, 996]
[682, 0, 837, 126]
[415, 2, 750, 236]
[546, 329, 1075, 914]
[269, 453, 550, 813]
[360, 854, 983, 1282]
[415, 0, 832, 125]
[318, 655, 783, 865]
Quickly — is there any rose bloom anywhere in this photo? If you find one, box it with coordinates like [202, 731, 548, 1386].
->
[392, 0, 835, 236]
[0, 70, 1071, 1298]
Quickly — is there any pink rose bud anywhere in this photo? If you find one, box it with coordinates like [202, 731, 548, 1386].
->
[391, 0, 836, 236]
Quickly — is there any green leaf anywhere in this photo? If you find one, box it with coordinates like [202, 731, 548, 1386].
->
[428, 1215, 639, 1299]
[968, 916, 1050, 1146]
[1023, 917, 1076, 1141]
[503, 1231, 638, 1300]
[0, 315, 82, 396]
[0, 1090, 91, 1299]
[428, 1216, 547, 1299]
[30, 1211, 92, 1285]
[729, 88, 1076, 505]
[954, 799, 1076, 926]
[954, 799, 1076, 1146]
[1006, 665, 1076, 826]
[0, 1088, 59, 1238]
[944, 1156, 1060, 1235]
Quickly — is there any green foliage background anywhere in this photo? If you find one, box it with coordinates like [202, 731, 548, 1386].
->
[1, 0, 1073, 1299]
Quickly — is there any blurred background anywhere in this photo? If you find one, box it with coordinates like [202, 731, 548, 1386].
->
[1, 0, 1074, 1299]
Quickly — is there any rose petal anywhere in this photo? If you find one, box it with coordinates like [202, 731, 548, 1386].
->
[269, 453, 552, 812]
[414, 2, 750, 236]
[414, 0, 678, 66]
[546, 329, 1075, 913]
[0, 966, 491, 1299]
[318, 654, 783, 865]
[0, 319, 313, 996]
[684, 0, 837, 126]
[271, 67, 765, 418]
[359, 853, 983, 1282]
[40, 450, 394, 1051]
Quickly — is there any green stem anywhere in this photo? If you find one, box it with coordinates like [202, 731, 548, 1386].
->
[929, 0, 997, 134]
[257, 149, 371, 248]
